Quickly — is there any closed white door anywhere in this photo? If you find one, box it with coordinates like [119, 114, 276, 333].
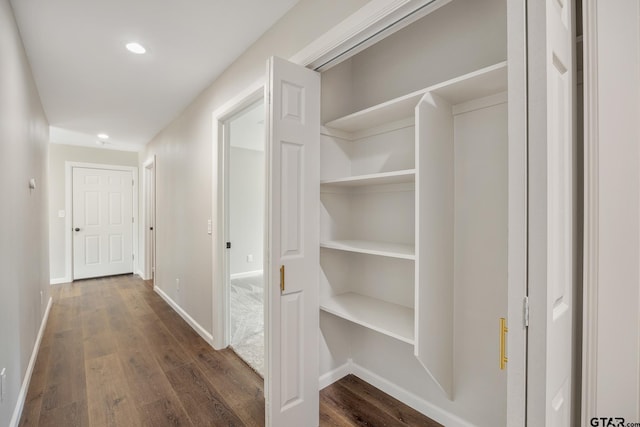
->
[73, 167, 134, 280]
[265, 56, 320, 427]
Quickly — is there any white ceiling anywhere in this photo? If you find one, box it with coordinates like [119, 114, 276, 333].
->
[10, 0, 300, 151]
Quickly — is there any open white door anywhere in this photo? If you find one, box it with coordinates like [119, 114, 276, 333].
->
[528, 0, 576, 424]
[265, 56, 320, 427]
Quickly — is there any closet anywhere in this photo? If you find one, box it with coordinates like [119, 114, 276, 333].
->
[317, 0, 508, 425]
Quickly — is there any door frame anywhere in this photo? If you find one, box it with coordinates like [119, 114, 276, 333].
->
[211, 83, 265, 350]
[64, 161, 139, 282]
[142, 156, 156, 281]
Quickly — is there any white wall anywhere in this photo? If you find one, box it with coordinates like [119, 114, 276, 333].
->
[142, 0, 369, 337]
[48, 143, 139, 281]
[229, 147, 264, 275]
[585, 0, 640, 420]
[0, 1, 51, 425]
[229, 102, 265, 276]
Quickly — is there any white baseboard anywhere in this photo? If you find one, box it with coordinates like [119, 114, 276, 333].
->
[319, 359, 352, 390]
[230, 270, 263, 280]
[9, 297, 53, 427]
[318, 358, 473, 426]
[350, 363, 475, 427]
[154, 286, 214, 344]
[49, 277, 70, 285]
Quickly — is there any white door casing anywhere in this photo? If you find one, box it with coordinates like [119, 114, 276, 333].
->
[527, 0, 576, 425]
[72, 167, 134, 280]
[265, 56, 320, 427]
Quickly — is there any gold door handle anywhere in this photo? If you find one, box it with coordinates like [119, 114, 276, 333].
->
[500, 317, 508, 370]
[280, 265, 285, 292]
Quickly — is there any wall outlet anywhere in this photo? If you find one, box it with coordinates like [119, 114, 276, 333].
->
[247, 254, 253, 263]
[176, 278, 180, 292]
[0, 368, 6, 403]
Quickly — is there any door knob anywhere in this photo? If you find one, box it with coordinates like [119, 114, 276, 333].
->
[74, 228, 80, 232]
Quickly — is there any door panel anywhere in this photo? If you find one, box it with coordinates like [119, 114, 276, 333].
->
[73, 167, 134, 279]
[266, 56, 320, 427]
[545, 0, 574, 424]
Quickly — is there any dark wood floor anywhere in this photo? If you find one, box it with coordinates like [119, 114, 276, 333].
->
[19, 274, 440, 427]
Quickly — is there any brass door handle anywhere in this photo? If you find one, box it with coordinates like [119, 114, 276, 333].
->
[280, 265, 285, 292]
[500, 317, 508, 370]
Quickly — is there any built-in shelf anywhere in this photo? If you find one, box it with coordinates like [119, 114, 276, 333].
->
[321, 292, 414, 345]
[324, 61, 507, 134]
[320, 169, 416, 188]
[320, 239, 415, 260]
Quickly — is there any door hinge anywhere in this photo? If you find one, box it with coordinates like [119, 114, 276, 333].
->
[132, 179, 134, 186]
[132, 217, 134, 223]
[523, 296, 530, 328]
[226, 242, 231, 249]
[132, 254, 135, 261]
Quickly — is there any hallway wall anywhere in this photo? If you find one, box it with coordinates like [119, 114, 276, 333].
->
[48, 143, 139, 282]
[142, 0, 369, 339]
[0, 1, 51, 426]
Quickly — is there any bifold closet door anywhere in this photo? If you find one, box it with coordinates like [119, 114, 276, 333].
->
[265, 56, 320, 427]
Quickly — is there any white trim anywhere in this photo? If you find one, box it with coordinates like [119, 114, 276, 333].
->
[319, 360, 352, 390]
[212, 85, 265, 350]
[581, 0, 599, 423]
[49, 278, 69, 285]
[64, 162, 139, 282]
[350, 363, 475, 427]
[9, 297, 52, 427]
[290, 0, 452, 71]
[317, 359, 476, 427]
[154, 285, 214, 344]
[230, 270, 263, 280]
[506, 0, 528, 425]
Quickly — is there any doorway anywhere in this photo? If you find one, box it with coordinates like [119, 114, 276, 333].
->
[224, 99, 266, 376]
[143, 157, 156, 284]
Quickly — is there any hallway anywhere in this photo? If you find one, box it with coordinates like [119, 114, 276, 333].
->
[19, 275, 265, 426]
[18, 275, 440, 427]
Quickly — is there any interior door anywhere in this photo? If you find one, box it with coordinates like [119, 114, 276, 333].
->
[527, 0, 576, 424]
[544, 0, 575, 422]
[144, 161, 156, 281]
[73, 167, 134, 280]
[265, 56, 320, 427]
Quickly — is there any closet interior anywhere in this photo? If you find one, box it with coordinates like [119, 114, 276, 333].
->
[317, 0, 509, 425]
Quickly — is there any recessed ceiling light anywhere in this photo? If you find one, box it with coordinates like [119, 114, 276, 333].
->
[97, 133, 109, 140]
[125, 42, 146, 54]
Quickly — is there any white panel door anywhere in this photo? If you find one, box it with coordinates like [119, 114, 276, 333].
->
[265, 56, 320, 427]
[73, 167, 134, 279]
[541, 0, 575, 424]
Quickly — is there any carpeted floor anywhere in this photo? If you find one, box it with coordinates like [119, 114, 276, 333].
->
[230, 272, 264, 376]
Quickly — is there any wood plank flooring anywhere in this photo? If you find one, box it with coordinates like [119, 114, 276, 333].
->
[19, 274, 441, 427]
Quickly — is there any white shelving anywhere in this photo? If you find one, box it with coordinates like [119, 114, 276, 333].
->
[320, 169, 415, 188]
[320, 292, 415, 345]
[320, 239, 415, 260]
[323, 62, 507, 134]
[320, 61, 508, 400]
